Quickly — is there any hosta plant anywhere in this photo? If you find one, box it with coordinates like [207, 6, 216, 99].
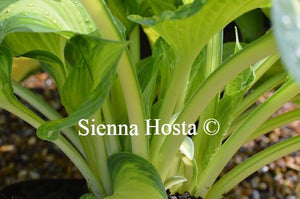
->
[0, 0, 299, 198]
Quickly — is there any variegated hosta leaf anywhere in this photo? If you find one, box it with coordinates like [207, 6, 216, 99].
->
[0, 47, 43, 128]
[272, 0, 300, 85]
[105, 153, 168, 199]
[130, 0, 269, 58]
[36, 35, 126, 141]
[0, 0, 97, 41]
[0, 0, 98, 91]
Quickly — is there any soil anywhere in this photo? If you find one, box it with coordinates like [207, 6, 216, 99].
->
[168, 190, 201, 199]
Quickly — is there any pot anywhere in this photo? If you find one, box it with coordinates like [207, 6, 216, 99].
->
[0, 179, 88, 199]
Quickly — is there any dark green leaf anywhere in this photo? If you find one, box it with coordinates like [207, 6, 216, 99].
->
[106, 0, 150, 35]
[146, 0, 180, 16]
[235, 9, 265, 43]
[0, 47, 13, 97]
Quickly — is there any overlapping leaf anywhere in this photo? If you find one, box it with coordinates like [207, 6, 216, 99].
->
[137, 38, 175, 118]
[37, 35, 126, 141]
[0, 47, 44, 128]
[130, 0, 269, 59]
[106, 0, 149, 35]
[0, 0, 99, 92]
